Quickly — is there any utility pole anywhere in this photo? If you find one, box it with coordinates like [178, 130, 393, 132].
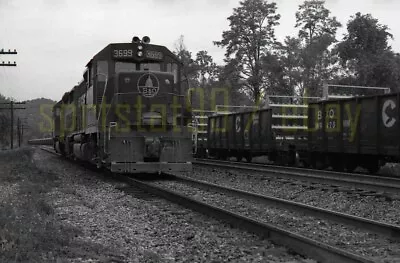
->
[0, 48, 19, 149]
[17, 118, 23, 147]
[0, 49, 17, 66]
[0, 102, 25, 149]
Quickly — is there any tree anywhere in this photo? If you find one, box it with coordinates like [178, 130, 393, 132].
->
[295, 0, 341, 44]
[174, 35, 199, 88]
[336, 13, 400, 92]
[195, 50, 217, 88]
[267, 37, 303, 96]
[214, 0, 281, 103]
[295, 0, 341, 96]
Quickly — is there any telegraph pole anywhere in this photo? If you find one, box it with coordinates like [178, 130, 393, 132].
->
[0, 48, 18, 149]
[0, 102, 25, 149]
[17, 117, 20, 147]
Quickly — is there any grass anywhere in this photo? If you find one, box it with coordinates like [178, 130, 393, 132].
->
[0, 148, 79, 262]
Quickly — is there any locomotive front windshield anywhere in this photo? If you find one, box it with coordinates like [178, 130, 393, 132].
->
[115, 62, 179, 83]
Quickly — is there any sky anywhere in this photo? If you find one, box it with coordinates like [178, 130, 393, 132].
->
[0, 0, 399, 101]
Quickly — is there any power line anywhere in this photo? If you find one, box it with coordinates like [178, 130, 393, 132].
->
[0, 49, 17, 66]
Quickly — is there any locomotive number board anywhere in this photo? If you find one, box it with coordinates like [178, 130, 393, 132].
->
[112, 49, 164, 60]
[113, 49, 134, 58]
[145, 50, 163, 60]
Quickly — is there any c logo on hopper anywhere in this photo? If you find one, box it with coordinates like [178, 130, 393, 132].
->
[382, 100, 396, 128]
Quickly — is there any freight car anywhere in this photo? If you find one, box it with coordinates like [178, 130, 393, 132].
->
[206, 92, 400, 174]
[52, 36, 193, 174]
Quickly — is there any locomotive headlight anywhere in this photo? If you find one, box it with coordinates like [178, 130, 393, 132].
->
[138, 45, 143, 50]
[137, 51, 143, 57]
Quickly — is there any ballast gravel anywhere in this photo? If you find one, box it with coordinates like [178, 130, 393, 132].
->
[152, 180, 400, 263]
[178, 165, 400, 262]
[182, 166, 400, 226]
[33, 149, 315, 263]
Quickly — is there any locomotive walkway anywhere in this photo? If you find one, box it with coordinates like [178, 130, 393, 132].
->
[194, 159, 400, 194]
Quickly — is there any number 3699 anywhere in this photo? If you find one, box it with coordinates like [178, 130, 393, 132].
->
[113, 49, 133, 57]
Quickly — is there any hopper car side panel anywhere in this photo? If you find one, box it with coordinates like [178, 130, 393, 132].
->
[207, 109, 275, 161]
[307, 93, 400, 172]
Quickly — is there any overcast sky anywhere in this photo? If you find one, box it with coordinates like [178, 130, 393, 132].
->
[0, 0, 399, 101]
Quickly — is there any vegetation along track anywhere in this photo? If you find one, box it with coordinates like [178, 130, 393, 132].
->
[37, 146, 373, 263]
[194, 159, 400, 194]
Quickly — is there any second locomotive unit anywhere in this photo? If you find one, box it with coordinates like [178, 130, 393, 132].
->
[53, 36, 193, 173]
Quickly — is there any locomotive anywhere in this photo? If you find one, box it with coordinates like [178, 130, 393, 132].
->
[53, 36, 193, 173]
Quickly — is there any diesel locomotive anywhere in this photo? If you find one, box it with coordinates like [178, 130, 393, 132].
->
[52, 36, 193, 173]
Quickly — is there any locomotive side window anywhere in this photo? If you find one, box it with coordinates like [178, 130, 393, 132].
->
[91, 67, 95, 84]
[97, 61, 108, 81]
[167, 63, 178, 84]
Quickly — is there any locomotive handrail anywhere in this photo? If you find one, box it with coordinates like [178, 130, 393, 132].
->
[96, 73, 110, 123]
[114, 91, 185, 97]
[95, 72, 109, 157]
[269, 104, 308, 108]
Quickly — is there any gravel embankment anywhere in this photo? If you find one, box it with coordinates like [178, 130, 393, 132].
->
[182, 166, 400, 226]
[152, 179, 400, 263]
[32, 149, 316, 263]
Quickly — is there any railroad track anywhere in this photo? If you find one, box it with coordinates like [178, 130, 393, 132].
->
[169, 174, 400, 239]
[37, 147, 378, 262]
[122, 176, 373, 263]
[194, 158, 400, 194]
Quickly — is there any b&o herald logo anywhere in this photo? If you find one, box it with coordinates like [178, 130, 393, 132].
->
[137, 73, 160, 98]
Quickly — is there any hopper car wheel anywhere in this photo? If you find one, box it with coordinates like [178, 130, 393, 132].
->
[345, 161, 357, 173]
[332, 162, 344, 172]
[311, 156, 327, 170]
[331, 156, 344, 172]
[245, 153, 252, 163]
[236, 154, 243, 162]
[361, 158, 380, 174]
[217, 151, 227, 161]
[366, 163, 380, 174]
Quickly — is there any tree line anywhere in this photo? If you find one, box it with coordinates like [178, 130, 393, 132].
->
[174, 0, 400, 107]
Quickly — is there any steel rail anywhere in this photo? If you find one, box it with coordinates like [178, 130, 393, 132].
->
[194, 159, 400, 194]
[195, 158, 400, 186]
[37, 147, 373, 262]
[123, 177, 373, 263]
[170, 174, 400, 239]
